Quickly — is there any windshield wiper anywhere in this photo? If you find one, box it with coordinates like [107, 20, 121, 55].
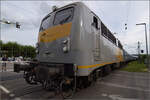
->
[40, 26, 45, 31]
[59, 15, 71, 25]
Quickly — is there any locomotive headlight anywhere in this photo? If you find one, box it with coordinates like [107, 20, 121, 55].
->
[62, 39, 68, 44]
[63, 46, 68, 53]
[62, 38, 70, 53]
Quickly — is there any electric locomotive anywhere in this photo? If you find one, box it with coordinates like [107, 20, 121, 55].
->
[14, 2, 133, 98]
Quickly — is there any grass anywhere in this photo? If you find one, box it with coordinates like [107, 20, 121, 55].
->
[121, 61, 148, 72]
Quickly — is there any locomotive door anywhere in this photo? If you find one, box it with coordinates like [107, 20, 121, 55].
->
[91, 15, 101, 60]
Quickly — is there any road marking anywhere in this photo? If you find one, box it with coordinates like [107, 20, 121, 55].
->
[0, 85, 10, 94]
[101, 93, 140, 100]
[112, 73, 150, 80]
[9, 93, 15, 97]
[99, 82, 150, 92]
[0, 85, 15, 98]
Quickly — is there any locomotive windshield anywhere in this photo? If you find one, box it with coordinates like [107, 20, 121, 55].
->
[40, 7, 74, 32]
[40, 14, 51, 31]
[53, 7, 74, 25]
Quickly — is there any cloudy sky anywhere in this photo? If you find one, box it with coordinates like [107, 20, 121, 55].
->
[0, 0, 149, 54]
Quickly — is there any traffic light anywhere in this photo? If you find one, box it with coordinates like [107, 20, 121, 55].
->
[141, 50, 144, 53]
[16, 22, 20, 28]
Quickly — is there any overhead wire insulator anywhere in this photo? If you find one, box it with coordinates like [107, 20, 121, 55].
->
[16, 22, 20, 28]
[125, 23, 127, 30]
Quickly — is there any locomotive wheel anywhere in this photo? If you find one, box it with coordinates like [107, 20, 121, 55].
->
[83, 75, 93, 88]
[60, 80, 74, 99]
[93, 71, 97, 82]
[42, 80, 50, 90]
[103, 65, 111, 76]
[24, 72, 37, 85]
[111, 64, 115, 71]
[115, 63, 120, 68]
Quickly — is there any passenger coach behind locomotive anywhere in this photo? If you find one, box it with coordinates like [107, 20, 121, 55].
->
[14, 2, 132, 98]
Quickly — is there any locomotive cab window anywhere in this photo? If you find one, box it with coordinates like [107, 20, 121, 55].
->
[92, 16, 98, 29]
[40, 15, 51, 31]
[54, 7, 74, 25]
[101, 22, 107, 37]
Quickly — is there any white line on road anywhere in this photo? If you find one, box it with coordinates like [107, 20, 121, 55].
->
[112, 73, 150, 80]
[101, 93, 140, 100]
[0, 85, 15, 98]
[99, 82, 150, 92]
[0, 85, 10, 94]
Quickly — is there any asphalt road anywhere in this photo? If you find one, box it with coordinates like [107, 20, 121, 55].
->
[0, 69, 150, 100]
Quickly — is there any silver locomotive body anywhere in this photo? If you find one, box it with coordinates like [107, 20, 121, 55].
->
[35, 2, 124, 77]
[14, 2, 134, 98]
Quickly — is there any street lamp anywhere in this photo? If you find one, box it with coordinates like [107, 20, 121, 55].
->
[0, 19, 21, 57]
[0, 20, 21, 29]
[136, 23, 149, 69]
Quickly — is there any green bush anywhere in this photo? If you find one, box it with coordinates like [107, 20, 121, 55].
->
[121, 61, 148, 72]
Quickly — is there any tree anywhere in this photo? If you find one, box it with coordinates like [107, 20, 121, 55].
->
[0, 41, 36, 58]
